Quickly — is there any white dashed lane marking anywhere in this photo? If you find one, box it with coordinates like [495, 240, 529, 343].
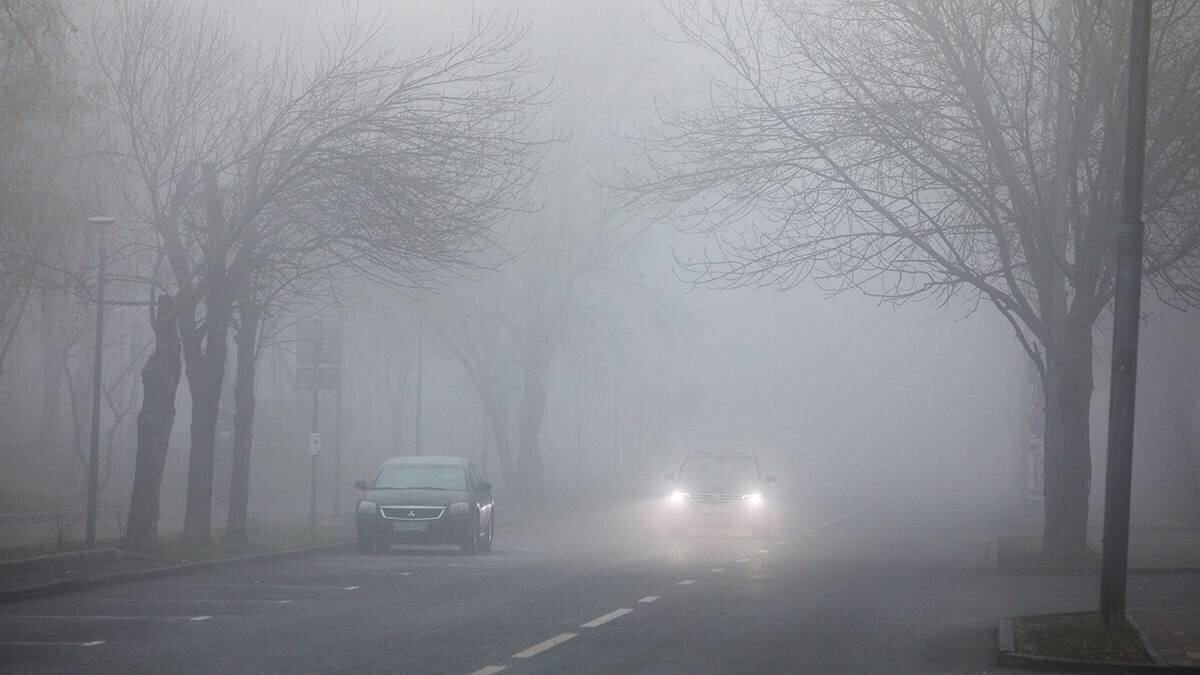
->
[467, 666, 506, 675]
[512, 633, 577, 658]
[735, 558, 751, 563]
[580, 608, 633, 628]
[709, 568, 724, 573]
[638, 596, 659, 603]
[677, 579, 695, 586]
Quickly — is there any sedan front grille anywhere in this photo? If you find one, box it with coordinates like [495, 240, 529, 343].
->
[689, 493, 742, 503]
[379, 506, 445, 520]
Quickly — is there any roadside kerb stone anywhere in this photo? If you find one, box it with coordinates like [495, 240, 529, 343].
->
[0, 541, 354, 604]
[996, 617, 1200, 674]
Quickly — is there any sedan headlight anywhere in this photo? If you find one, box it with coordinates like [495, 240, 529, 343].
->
[448, 502, 471, 517]
[357, 500, 378, 516]
[742, 493, 764, 506]
[669, 490, 689, 504]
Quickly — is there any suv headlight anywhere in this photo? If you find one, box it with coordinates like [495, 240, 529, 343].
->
[448, 502, 471, 517]
[669, 490, 689, 504]
[357, 500, 378, 516]
[742, 493, 764, 506]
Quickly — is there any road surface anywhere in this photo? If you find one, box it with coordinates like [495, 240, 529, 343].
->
[1, 493, 1196, 673]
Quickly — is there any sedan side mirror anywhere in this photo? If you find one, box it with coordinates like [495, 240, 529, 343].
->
[664, 473, 675, 481]
[354, 480, 370, 491]
[763, 474, 777, 484]
[476, 481, 492, 492]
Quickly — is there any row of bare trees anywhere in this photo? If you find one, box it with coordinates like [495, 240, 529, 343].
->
[633, 0, 1200, 559]
[0, 0, 548, 550]
[94, 2, 548, 549]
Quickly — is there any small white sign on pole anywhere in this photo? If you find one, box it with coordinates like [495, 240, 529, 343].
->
[309, 432, 321, 456]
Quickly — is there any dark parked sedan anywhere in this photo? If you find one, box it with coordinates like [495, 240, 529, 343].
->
[354, 455, 494, 554]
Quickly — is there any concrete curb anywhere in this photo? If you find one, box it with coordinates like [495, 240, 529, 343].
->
[996, 617, 1200, 674]
[0, 547, 121, 570]
[0, 541, 354, 604]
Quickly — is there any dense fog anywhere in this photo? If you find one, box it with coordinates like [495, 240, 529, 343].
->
[1, 0, 1198, 557]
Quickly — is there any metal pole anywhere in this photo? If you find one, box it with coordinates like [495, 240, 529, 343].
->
[333, 353, 343, 517]
[310, 322, 320, 539]
[1100, 0, 1152, 629]
[85, 233, 106, 548]
[575, 365, 582, 492]
[414, 325, 423, 456]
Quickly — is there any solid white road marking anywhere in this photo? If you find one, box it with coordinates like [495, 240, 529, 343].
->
[0, 641, 106, 647]
[580, 608, 633, 628]
[467, 666, 506, 675]
[146, 581, 358, 591]
[81, 598, 292, 605]
[677, 579, 695, 585]
[637, 596, 659, 603]
[189, 615, 212, 621]
[709, 568, 724, 573]
[512, 633, 577, 658]
[0, 615, 206, 621]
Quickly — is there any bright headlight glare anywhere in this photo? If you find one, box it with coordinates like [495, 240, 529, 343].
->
[743, 493, 764, 505]
[357, 500, 378, 516]
[448, 501, 471, 517]
[669, 490, 689, 504]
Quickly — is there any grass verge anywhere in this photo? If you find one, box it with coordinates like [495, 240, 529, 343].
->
[1013, 611, 1152, 664]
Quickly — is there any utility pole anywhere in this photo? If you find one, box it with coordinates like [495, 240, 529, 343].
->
[309, 321, 321, 538]
[85, 217, 114, 547]
[414, 324, 423, 456]
[1100, 0, 1152, 629]
[575, 365, 583, 492]
[332, 337, 344, 517]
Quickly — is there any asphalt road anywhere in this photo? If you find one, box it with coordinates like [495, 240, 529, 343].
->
[2, 493, 1198, 674]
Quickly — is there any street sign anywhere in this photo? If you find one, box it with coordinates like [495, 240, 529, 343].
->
[309, 432, 321, 456]
[296, 366, 340, 390]
[297, 319, 342, 365]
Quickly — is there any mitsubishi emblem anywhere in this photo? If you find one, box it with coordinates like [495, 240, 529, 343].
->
[408, 510, 416, 518]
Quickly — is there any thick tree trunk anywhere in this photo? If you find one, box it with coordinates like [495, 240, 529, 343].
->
[181, 163, 233, 547]
[1162, 377, 1200, 526]
[180, 314, 229, 546]
[124, 294, 181, 552]
[221, 302, 259, 548]
[515, 363, 547, 505]
[1040, 328, 1094, 561]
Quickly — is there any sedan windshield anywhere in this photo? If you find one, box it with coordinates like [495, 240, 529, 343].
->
[374, 465, 467, 490]
[679, 456, 759, 481]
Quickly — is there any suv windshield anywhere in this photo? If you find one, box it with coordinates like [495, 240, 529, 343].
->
[374, 465, 467, 490]
[679, 455, 759, 481]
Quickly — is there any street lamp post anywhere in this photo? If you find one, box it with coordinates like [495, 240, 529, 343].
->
[85, 216, 116, 548]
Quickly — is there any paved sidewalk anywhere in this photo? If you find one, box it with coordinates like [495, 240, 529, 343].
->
[1129, 608, 1200, 668]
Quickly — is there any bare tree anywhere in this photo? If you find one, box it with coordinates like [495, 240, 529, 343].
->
[98, 2, 546, 548]
[634, 0, 1200, 559]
